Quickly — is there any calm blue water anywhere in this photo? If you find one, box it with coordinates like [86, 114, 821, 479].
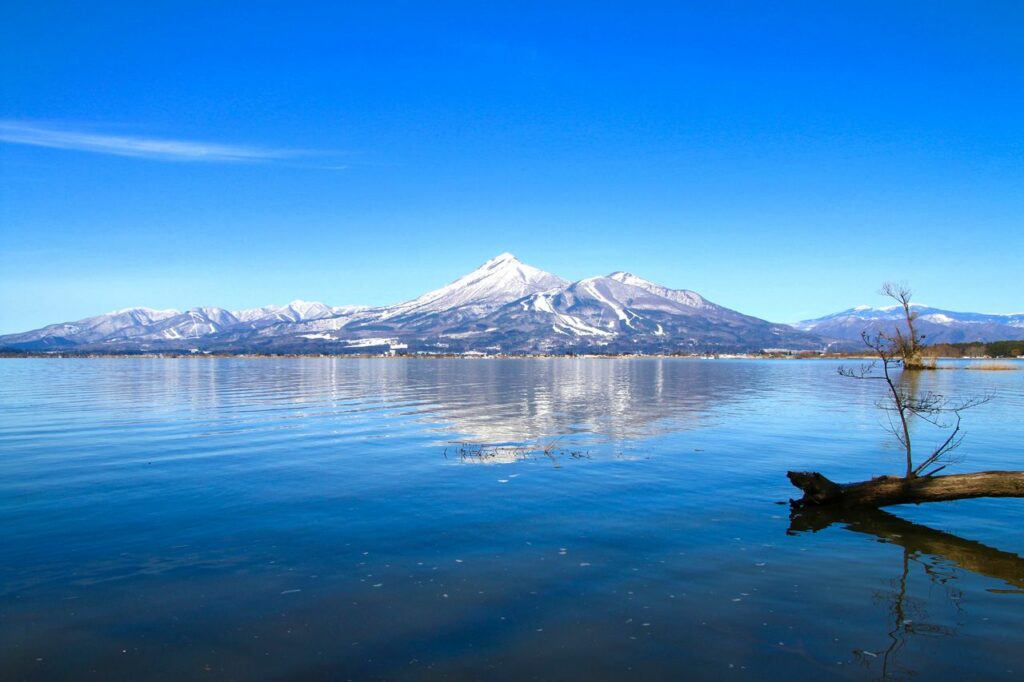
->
[1, 358, 1022, 680]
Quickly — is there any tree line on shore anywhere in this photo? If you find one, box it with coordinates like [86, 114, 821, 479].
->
[921, 339, 1024, 359]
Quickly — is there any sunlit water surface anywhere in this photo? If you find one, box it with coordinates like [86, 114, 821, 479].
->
[2, 358, 1022, 680]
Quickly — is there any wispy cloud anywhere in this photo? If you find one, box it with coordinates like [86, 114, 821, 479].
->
[0, 121, 300, 162]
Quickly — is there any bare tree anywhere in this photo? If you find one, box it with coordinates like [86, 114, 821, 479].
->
[787, 283, 1023, 509]
[839, 331, 988, 479]
[879, 281, 926, 370]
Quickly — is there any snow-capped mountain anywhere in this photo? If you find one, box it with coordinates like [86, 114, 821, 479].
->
[446, 273, 817, 353]
[797, 305, 1024, 345]
[2, 253, 822, 354]
[130, 307, 240, 342]
[234, 300, 340, 325]
[607, 272, 713, 309]
[247, 253, 572, 345]
[0, 307, 180, 348]
[376, 252, 568, 325]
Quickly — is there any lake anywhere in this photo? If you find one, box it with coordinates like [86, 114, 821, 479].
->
[1, 358, 1022, 680]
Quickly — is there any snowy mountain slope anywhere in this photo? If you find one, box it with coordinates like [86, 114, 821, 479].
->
[230, 301, 369, 337]
[375, 252, 568, 324]
[282, 253, 574, 342]
[2, 252, 831, 353]
[234, 300, 337, 324]
[112, 308, 241, 342]
[451, 274, 822, 353]
[798, 305, 1024, 345]
[0, 307, 180, 348]
[607, 272, 714, 310]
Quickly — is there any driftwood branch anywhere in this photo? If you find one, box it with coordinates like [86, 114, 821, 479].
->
[788, 470, 1024, 509]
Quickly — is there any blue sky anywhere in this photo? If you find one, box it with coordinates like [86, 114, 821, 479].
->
[2, 2, 1022, 334]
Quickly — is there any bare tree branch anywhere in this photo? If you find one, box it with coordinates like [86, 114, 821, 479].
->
[880, 281, 927, 370]
[837, 282, 991, 479]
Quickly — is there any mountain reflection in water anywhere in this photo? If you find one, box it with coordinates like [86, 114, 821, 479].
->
[1, 358, 1022, 680]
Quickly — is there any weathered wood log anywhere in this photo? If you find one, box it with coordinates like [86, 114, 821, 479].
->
[788, 507, 1024, 593]
[787, 470, 1024, 509]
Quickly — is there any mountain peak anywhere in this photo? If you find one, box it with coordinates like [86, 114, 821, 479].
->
[605, 271, 712, 310]
[380, 253, 567, 319]
[485, 252, 519, 266]
[608, 271, 649, 286]
[107, 306, 180, 317]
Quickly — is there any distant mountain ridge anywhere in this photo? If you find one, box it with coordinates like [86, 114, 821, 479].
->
[1, 253, 825, 354]
[6, 254, 1015, 354]
[797, 305, 1024, 346]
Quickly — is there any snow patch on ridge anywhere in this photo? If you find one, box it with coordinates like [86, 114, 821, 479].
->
[608, 272, 709, 309]
[524, 291, 615, 337]
[580, 277, 630, 325]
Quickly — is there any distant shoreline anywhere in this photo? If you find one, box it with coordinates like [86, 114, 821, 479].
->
[1, 352, 1020, 362]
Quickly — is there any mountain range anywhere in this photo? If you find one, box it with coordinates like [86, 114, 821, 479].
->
[2, 253, 1019, 354]
[797, 305, 1024, 347]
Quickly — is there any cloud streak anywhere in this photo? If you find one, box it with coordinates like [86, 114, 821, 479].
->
[0, 121, 299, 162]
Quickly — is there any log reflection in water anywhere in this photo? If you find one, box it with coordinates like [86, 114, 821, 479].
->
[789, 507, 1024, 680]
[789, 507, 1024, 594]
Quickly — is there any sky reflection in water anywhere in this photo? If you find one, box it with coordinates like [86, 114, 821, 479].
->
[1, 358, 1022, 680]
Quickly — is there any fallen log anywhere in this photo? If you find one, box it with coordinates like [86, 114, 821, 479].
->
[787, 470, 1024, 509]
